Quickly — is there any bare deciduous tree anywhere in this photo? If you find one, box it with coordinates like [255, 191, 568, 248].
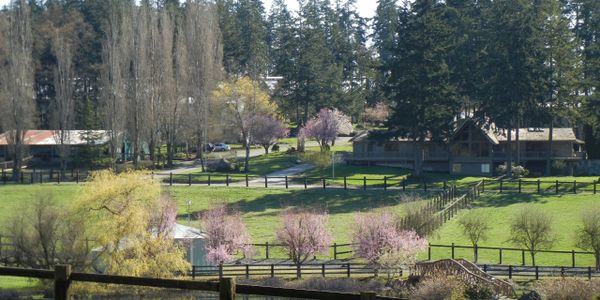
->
[509, 205, 555, 266]
[577, 206, 600, 270]
[50, 32, 75, 176]
[0, 0, 36, 181]
[183, 1, 223, 169]
[458, 211, 490, 262]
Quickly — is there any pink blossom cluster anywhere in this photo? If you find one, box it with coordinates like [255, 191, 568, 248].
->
[276, 210, 332, 265]
[352, 212, 428, 265]
[299, 108, 352, 147]
[202, 204, 254, 264]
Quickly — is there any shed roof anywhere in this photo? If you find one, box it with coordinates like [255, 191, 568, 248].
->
[0, 130, 112, 146]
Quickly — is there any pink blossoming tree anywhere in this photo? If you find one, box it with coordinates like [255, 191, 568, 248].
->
[276, 210, 331, 277]
[251, 115, 289, 154]
[362, 102, 390, 126]
[300, 108, 352, 151]
[352, 211, 428, 276]
[200, 204, 254, 264]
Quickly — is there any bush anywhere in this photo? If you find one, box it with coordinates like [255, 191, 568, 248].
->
[300, 151, 332, 169]
[497, 163, 529, 178]
[464, 284, 494, 300]
[552, 160, 568, 176]
[536, 278, 600, 300]
[411, 276, 464, 300]
[271, 144, 280, 152]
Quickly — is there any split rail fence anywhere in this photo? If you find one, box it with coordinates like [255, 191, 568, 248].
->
[2, 168, 598, 195]
[0, 265, 402, 300]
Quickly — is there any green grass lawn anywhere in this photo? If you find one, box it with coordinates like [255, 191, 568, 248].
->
[0, 276, 41, 290]
[429, 191, 600, 266]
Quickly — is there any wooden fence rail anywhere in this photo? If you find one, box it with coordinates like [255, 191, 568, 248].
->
[2, 168, 598, 195]
[0, 265, 402, 300]
[427, 243, 599, 267]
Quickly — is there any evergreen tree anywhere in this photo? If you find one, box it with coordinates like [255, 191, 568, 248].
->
[236, 0, 268, 77]
[386, 0, 460, 176]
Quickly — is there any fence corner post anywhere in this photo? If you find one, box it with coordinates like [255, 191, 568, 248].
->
[54, 264, 72, 300]
[360, 292, 377, 300]
[219, 277, 236, 300]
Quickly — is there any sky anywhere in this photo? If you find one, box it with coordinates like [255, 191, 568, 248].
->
[0, 0, 378, 18]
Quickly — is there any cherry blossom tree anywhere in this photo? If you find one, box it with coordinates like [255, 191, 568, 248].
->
[200, 204, 254, 264]
[276, 210, 331, 277]
[299, 108, 352, 151]
[363, 102, 390, 126]
[251, 115, 289, 154]
[352, 211, 428, 274]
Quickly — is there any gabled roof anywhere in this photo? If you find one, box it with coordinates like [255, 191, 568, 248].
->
[0, 130, 112, 146]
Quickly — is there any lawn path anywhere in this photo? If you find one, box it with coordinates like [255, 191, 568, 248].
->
[249, 163, 315, 185]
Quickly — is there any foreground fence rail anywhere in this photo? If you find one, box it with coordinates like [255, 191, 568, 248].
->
[0, 265, 402, 300]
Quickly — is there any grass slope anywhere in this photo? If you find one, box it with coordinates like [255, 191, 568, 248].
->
[430, 192, 600, 266]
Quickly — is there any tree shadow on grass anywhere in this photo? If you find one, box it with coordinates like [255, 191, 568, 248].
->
[193, 189, 434, 218]
[473, 192, 555, 208]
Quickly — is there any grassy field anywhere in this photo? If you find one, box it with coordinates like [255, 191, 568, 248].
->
[429, 191, 600, 266]
[2, 182, 599, 267]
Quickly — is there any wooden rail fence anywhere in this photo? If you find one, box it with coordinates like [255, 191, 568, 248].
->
[0, 265, 403, 300]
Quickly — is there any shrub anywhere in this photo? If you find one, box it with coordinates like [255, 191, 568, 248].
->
[536, 278, 600, 300]
[411, 276, 464, 300]
[289, 278, 384, 293]
[300, 151, 332, 169]
[551, 160, 568, 176]
[463, 284, 494, 300]
[497, 163, 529, 178]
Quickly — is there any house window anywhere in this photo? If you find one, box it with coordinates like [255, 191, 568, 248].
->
[452, 163, 462, 173]
[481, 163, 490, 173]
[384, 143, 399, 152]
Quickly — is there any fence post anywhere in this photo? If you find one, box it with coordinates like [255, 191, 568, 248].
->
[54, 264, 71, 300]
[537, 179, 541, 194]
[270, 264, 275, 278]
[508, 265, 513, 279]
[574, 180, 577, 194]
[500, 179, 503, 193]
[360, 292, 377, 300]
[556, 180, 559, 194]
[76, 170, 79, 184]
[245, 264, 249, 279]
[384, 176, 387, 191]
[344, 176, 347, 190]
[265, 176, 268, 188]
[347, 263, 351, 277]
[363, 176, 366, 191]
[169, 172, 173, 186]
[265, 242, 269, 259]
[333, 243, 337, 260]
[474, 244, 478, 263]
[518, 179, 522, 193]
[245, 174, 249, 187]
[219, 277, 235, 300]
[192, 266, 195, 280]
[522, 250, 526, 266]
[572, 250, 576, 267]
[304, 177, 307, 189]
[285, 176, 288, 189]
[322, 264, 326, 277]
[225, 174, 230, 187]
[589, 267, 592, 280]
[428, 245, 431, 261]
[594, 180, 597, 194]
[188, 174, 192, 186]
[218, 264, 223, 279]
[57, 172, 61, 184]
[322, 177, 326, 189]
[208, 174, 211, 186]
[482, 179, 485, 192]
[535, 266, 539, 280]
[451, 243, 455, 259]
[499, 248, 503, 265]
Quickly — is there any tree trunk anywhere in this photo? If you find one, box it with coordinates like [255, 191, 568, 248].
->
[546, 118, 554, 176]
[166, 142, 174, 167]
[12, 130, 23, 182]
[414, 140, 424, 177]
[244, 138, 251, 173]
[507, 126, 513, 178]
[263, 145, 269, 154]
[516, 117, 520, 165]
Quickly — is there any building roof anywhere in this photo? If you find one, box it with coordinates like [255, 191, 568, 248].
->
[0, 130, 112, 146]
[350, 130, 432, 143]
[353, 123, 583, 144]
